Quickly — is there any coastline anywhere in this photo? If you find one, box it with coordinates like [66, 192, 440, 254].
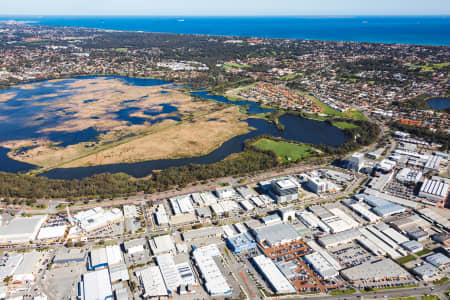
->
[1, 15, 450, 46]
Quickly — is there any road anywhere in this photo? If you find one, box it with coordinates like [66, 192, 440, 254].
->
[286, 282, 450, 300]
[0, 162, 327, 214]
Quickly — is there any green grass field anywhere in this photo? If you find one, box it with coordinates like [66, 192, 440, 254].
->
[396, 255, 416, 264]
[253, 138, 316, 163]
[223, 62, 251, 69]
[390, 297, 417, 300]
[332, 121, 359, 129]
[418, 62, 450, 72]
[299, 91, 368, 121]
[416, 249, 433, 257]
[330, 289, 356, 295]
[422, 295, 441, 300]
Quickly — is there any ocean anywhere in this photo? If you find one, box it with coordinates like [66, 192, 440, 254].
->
[1, 15, 450, 46]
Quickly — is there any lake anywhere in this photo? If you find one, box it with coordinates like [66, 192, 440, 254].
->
[426, 98, 450, 110]
[40, 115, 347, 179]
[0, 76, 348, 179]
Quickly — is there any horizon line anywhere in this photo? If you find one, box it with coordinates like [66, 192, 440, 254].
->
[1, 14, 450, 17]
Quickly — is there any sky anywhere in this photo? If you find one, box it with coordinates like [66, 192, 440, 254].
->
[1, 0, 450, 16]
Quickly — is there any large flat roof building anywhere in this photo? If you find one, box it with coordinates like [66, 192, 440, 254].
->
[80, 268, 113, 300]
[136, 266, 168, 298]
[341, 259, 412, 282]
[226, 233, 256, 254]
[413, 263, 438, 280]
[318, 229, 361, 248]
[303, 252, 339, 279]
[419, 178, 449, 204]
[254, 223, 301, 247]
[0, 215, 46, 243]
[425, 253, 450, 269]
[271, 179, 298, 203]
[252, 255, 295, 294]
[192, 244, 231, 296]
[150, 235, 176, 255]
[156, 253, 182, 292]
[183, 226, 223, 241]
[73, 207, 123, 232]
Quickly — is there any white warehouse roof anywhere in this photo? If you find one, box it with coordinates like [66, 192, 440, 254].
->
[252, 255, 295, 294]
[37, 225, 67, 240]
[136, 266, 168, 297]
[0, 215, 47, 243]
[150, 235, 176, 255]
[80, 269, 113, 300]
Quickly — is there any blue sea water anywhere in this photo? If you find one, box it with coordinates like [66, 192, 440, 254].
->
[1, 16, 450, 46]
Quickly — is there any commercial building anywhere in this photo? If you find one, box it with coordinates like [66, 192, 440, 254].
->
[305, 176, 328, 194]
[341, 259, 412, 282]
[390, 214, 431, 231]
[226, 233, 256, 254]
[170, 196, 194, 215]
[356, 194, 405, 217]
[347, 202, 381, 223]
[348, 153, 365, 171]
[401, 240, 423, 253]
[37, 225, 67, 240]
[123, 238, 147, 255]
[150, 235, 176, 255]
[419, 178, 449, 204]
[306, 240, 343, 271]
[271, 179, 298, 203]
[215, 187, 235, 199]
[176, 262, 197, 286]
[431, 233, 450, 246]
[424, 155, 443, 172]
[154, 204, 169, 226]
[252, 255, 296, 294]
[405, 228, 429, 241]
[136, 266, 168, 298]
[318, 229, 361, 248]
[192, 245, 231, 296]
[395, 168, 423, 184]
[297, 211, 329, 232]
[196, 206, 212, 218]
[413, 263, 438, 280]
[0, 215, 47, 243]
[156, 253, 182, 292]
[109, 263, 130, 283]
[359, 228, 402, 259]
[79, 268, 113, 300]
[210, 200, 239, 215]
[169, 213, 197, 226]
[236, 186, 257, 199]
[254, 223, 301, 247]
[418, 207, 450, 231]
[89, 248, 108, 270]
[73, 207, 123, 232]
[373, 159, 396, 174]
[239, 200, 255, 211]
[278, 208, 296, 223]
[105, 245, 123, 266]
[425, 253, 450, 270]
[303, 252, 339, 279]
[261, 214, 282, 225]
[183, 226, 223, 241]
[123, 205, 138, 219]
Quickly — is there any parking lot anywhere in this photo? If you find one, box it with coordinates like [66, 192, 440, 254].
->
[330, 242, 375, 268]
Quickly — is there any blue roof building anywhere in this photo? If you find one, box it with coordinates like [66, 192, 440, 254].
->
[226, 233, 256, 254]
